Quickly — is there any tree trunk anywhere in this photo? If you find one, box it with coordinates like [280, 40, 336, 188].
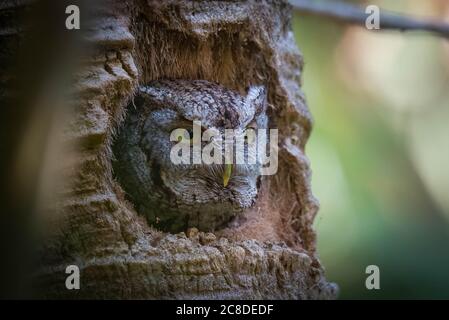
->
[2, 0, 337, 299]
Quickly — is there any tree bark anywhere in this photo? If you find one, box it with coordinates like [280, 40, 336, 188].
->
[2, 0, 337, 299]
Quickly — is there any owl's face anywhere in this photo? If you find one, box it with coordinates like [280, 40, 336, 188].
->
[113, 80, 268, 232]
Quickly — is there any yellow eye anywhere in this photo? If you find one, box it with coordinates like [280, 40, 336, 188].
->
[177, 135, 189, 143]
[244, 133, 255, 144]
[177, 129, 193, 143]
[244, 122, 257, 144]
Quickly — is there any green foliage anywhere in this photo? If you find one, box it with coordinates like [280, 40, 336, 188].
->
[293, 11, 449, 299]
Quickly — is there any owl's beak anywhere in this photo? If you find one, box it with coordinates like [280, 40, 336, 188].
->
[223, 163, 233, 187]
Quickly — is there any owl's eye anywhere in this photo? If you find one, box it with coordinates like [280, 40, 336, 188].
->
[244, 132, 256, 144]
[244, 121, 258, 143]
[177, 128, 193, 143]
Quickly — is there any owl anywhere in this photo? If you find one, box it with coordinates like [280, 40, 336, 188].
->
[113, 79, 268, 233]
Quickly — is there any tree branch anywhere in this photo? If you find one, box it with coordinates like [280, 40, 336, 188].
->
[289, 0, 449, 39]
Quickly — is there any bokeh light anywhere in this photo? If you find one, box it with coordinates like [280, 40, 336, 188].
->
[293, 0, 449, 299]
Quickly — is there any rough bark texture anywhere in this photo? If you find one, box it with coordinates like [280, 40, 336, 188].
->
[2, 0, 337, 299]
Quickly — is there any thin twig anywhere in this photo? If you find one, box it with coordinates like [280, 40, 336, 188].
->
[289, 0, 449, 39]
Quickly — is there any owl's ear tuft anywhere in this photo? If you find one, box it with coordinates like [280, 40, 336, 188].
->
[246, 85, 267, 113]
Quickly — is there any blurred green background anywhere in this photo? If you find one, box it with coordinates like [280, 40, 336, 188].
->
[292, 0, 449, 299]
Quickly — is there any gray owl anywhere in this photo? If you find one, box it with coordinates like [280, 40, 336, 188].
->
[113, 79, 268, 233]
